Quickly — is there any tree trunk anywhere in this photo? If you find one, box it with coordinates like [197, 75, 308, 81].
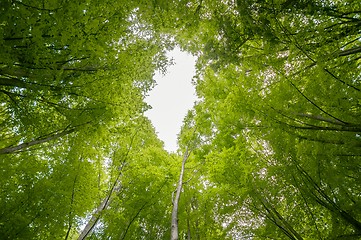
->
[0, 128, 76, 154]
[338, 46, 361, 57]
[78, 165, 124, 240]
[171, 148, 190, 240]
[77, 194, 113, 240]
[187, 216, 191, 240]
[295, 113, 346, 126]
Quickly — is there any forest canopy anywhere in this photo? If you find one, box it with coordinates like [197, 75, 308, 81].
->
[1, 0, 360, 239]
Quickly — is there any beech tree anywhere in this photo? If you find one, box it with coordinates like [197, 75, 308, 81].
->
[170, 147, 190, 240]
[176, 0, 361, 238]
[1, 0, 361, 239]
[0, 0, 175, 239]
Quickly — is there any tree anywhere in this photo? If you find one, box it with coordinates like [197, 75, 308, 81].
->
[175, 0, 361, 238]
[0, 1, 176, 239]
[171, 147, 190, 240]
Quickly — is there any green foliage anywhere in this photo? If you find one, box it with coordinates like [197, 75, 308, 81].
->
[0, 1, 176, 239]
[178, 0, 361, 238]
[1, 0, 361, 239]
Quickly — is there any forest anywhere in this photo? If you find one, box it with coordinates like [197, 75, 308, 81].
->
[0, 0, 360, 239]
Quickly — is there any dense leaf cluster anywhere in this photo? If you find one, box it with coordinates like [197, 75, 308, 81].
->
[179, 0, 361, 239]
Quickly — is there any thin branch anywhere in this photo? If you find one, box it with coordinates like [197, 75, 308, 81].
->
[14, 0, 63, 11]
[77, 131, 139, 240]
[120, 180, 168, 240]
[65, 165, 80, 240]
[270, 5, 361, 92]
[287, 79, 348, 125]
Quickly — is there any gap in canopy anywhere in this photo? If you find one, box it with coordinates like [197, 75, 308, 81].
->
[145, 47, 197, 153]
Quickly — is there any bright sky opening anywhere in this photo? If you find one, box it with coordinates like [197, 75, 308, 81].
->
[145, 48, 197, 152]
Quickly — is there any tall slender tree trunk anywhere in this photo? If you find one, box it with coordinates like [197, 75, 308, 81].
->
[78, 170, 123, 240]
[78, 133, 135, 239]
[171, 148, 190, 240]
[77, 193, 113, 240]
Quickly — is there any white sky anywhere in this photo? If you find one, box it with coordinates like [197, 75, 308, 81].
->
[145, 48, 197, 152]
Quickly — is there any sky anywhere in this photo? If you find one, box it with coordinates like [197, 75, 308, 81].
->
[145, 48, 197, 152]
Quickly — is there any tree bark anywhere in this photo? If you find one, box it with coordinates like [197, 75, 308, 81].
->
[77, 193, 113, 240]
[0, 128, 76, 154]
[171, 148, 190, 240]
[77, 163, 125, 240]
[295, 113, 346, 126]
[338, 46, 361, 57]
